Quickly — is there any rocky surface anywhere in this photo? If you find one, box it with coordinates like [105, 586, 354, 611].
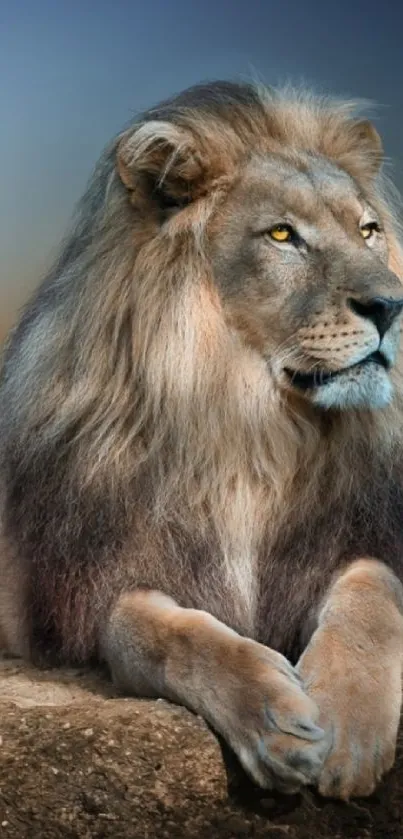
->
[0, 658, 402, 838]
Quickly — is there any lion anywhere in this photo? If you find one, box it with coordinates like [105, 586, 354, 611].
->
[1, 80, 403, 801]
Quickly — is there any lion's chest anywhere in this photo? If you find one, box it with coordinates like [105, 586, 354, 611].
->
[230, 470, 403, 663]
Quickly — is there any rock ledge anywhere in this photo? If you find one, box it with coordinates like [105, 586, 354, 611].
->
[0, 659, 402, 838]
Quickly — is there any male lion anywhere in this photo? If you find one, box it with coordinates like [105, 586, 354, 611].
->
[1, 81, 403, 801]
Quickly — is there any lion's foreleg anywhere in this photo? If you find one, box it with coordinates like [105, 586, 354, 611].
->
[297, 558, 403, 799]
[100, 589, 328, 792]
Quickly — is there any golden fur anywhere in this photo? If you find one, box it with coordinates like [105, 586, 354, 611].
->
[1, 80, 403, 799]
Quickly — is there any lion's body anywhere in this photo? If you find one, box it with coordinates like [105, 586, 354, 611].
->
[2, 411, 403, 663]
[1, 81, 403, 662]
[1, 80, 403, 798]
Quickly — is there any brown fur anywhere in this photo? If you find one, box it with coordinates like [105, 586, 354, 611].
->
[1, 80, 403, 798]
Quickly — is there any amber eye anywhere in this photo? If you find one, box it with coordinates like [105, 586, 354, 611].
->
[360, 221, 380, 240]
[269, 224, 295, 243]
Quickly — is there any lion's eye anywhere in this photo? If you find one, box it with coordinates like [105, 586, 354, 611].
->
[360, 221, 380, 240]
[269, 224, 295, 243]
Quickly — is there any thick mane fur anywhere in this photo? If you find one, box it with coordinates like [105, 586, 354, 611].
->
[1, 81, 403, 663]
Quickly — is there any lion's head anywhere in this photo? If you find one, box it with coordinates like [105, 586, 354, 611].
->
[116, 81, 403, 415]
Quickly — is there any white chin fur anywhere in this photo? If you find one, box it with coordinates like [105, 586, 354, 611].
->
[310, 365, 393, 410]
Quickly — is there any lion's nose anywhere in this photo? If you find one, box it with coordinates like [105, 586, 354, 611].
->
[348, 295, 403, 339]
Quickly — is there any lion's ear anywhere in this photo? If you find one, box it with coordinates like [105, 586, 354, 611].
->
[117, 121, 206, 207]
[347, 119, 383, 177]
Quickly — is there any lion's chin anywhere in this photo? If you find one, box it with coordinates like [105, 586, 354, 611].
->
[286, 354, 394, 411]
[310, 366, 393, 410]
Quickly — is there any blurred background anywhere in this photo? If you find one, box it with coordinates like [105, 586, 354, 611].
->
[1, 0, 402, 341]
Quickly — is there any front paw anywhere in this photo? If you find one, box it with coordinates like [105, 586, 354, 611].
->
[297, 630, 402, 799]
[218, 639, 330, 793]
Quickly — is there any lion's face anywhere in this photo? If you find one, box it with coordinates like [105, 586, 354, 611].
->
[210, 153, 403, 410]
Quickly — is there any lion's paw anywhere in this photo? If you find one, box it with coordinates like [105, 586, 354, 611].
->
[297, 630, 402, 800]
[220, 640, 330, 793]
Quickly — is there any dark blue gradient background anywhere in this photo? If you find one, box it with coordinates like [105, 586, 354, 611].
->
[1, 0, 402, 333]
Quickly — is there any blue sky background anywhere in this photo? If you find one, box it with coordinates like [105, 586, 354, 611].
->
[1, 0, 402, 334]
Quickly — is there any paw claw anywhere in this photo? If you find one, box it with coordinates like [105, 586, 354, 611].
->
[293, 721, 325, 741]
